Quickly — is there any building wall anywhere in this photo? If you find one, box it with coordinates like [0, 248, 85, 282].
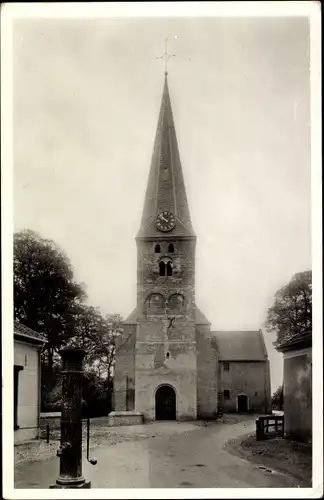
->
[219, 360, 271, 413]
[135, 338, 197, 420]
[113, 324, 136, 411]
[283, 347, 312, 443]
[196, 326, 218, 418]
[134, 237, 197, 421]
[14, 340, 41, 443]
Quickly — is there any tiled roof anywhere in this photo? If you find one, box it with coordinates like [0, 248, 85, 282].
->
[212, 330, 268, 361]
[14, 320, 47, 343]
[137, 74, 195, 239]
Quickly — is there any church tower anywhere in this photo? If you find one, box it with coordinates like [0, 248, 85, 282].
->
[135, 73, 197, 420]
[112, 70, 271, 424]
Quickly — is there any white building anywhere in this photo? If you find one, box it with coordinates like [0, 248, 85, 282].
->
[14, 320, 46, 443]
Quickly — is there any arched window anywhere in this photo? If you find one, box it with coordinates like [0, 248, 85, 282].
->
[159, 261, 166, 276]
[168, 243, 174, 253]
[159, 258, 173, 277]
[155, 244, 161, 253]
[166, 261, 173, 276]
[145, 293, 165, 314]
[167, 293, 184, 314]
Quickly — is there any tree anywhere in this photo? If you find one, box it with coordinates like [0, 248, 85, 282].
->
[265, 270, 312, 346]
[14, 229, 86, 367]
[272, 384, 284, 410]
[66, 305, 123, 384]
[64, 305, 123, 417]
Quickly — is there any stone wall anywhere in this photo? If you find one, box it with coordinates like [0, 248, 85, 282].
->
[135, 339, 197, 421]
[108, 411, 143, 426]
[134, 237, 197, 421]
[113, 324, 136, 411]
[136, 238, 196, 299]
[283, 347, 312, 442]
[196, 326, 218, 418]
[219, 361, 270, 413]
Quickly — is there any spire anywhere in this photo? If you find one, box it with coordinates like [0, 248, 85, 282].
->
[137, 74, 195, 239]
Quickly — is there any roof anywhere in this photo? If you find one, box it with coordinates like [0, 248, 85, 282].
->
[195, 307, 211, 325]
[123, 306, 211, 326]
[14, 320, 47, 344]
[274, 330, 312, 352]
[123, 308, 139, 325]
[137, 74, 195, 239]
[212, 330, 268, 361]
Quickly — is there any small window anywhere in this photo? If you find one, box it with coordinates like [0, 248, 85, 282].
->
[159, 261, 165, 276]
[155, 244, 161, 253]
[223, 362, 230, 372]
[159, 258, 173, 277]
[166, 352, 170, 359]
[168, 243, 174, 253]
[224, 390, 230, 400]
[254, 392, 258, 397]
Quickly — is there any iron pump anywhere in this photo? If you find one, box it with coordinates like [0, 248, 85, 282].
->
[50, 347, 97, 489]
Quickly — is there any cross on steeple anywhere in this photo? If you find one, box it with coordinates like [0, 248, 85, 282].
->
[156, 37, 176, 75]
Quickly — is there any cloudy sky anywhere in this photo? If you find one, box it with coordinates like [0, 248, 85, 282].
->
[13, 14, 311, 392]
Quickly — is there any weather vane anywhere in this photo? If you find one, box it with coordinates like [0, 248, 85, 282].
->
[156, 37, 176, 75]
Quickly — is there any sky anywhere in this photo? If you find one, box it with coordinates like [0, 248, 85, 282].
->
[13, 15, 311, 393]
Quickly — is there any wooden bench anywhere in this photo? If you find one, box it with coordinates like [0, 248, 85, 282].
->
[256, 414, 284, 440]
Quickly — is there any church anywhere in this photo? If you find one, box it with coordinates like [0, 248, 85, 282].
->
[111, 71, 271, 424]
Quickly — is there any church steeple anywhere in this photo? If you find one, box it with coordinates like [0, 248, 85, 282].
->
[137, 74, 195, 239]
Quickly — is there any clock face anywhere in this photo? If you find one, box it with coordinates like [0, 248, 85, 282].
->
[156, 211, 176, 232]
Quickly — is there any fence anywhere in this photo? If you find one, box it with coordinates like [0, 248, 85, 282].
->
[256, 415, 284, 440]
[39, 414, 96, 442]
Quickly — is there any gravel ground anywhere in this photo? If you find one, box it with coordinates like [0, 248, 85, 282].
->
[15, 413, 254, 466]
[225, 432, 312, 487]
[15, 415, 297, 489]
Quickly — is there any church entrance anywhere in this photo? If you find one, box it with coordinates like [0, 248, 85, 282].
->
[155, 385, 176, 421]
[237, 394, 249, 412]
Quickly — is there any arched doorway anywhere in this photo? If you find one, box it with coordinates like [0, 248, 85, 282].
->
[155, 385, 176, 421]
[237, 394, 249, 412]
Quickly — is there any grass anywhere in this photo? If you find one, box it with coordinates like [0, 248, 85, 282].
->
[226, 432, 312, 487]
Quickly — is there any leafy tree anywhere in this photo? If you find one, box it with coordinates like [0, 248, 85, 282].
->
[56, 306, 123, 416]
[272, 384, 284, 410]
[265, 270, 312, 345]
[81, 372, 114, 417]
[66, 305, 122, 384]
[14, 229, 86, 367]
[14, 229, 124, 416]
